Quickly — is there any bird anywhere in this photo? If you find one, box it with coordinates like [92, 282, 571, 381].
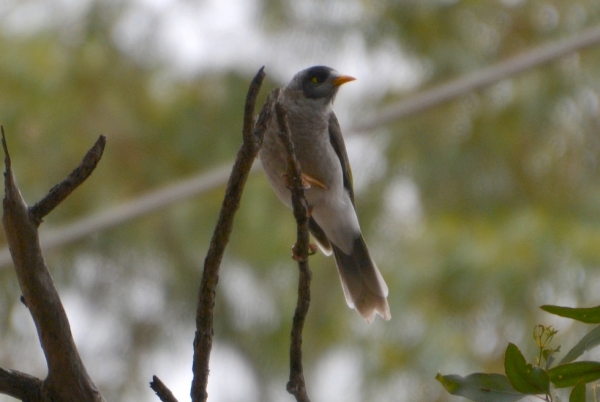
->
[258, 66, 391, 323]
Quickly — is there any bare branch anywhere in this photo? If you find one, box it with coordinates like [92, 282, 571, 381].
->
[0, 367, 42, 401]
[190, 67, 274, 402]
[2, 129, 106, 402]
[29, 135, 106, 224]
[275, 103, 312, 402]
[150, 375, 179, 402]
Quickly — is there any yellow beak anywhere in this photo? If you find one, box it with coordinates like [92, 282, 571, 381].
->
[332, 75, 356, 87]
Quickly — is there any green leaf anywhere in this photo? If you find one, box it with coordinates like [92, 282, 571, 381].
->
[560, 325, 600, 364]
[569, 382, 586, 402]
[548, 361, 600, 388]
[504, 343, 550, 394]
[541, 305, 600, 324]
[436, 372, 525, 402]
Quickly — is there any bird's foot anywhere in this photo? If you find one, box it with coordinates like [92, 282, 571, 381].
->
[292, 242, 318, 261]
[281, 173, 327, 190]
[282, 173, 310, 190]
[301, 173, 328, 190]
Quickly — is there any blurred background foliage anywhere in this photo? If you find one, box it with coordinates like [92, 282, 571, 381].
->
[1, 0, 600, 401]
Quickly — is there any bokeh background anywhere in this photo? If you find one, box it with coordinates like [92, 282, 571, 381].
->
[2, 0, 600, 401]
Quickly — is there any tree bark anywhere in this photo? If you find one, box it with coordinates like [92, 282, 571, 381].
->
[275, 103, 313, 402]
[0, 129, 107, 402]
[189, 67, 276, 402]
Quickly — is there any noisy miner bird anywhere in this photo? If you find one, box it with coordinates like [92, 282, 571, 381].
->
[259, 66, 391, 323]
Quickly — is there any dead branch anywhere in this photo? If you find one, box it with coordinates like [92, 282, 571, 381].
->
[1, 127, 106, 401]
[29, 136, 106, 224]
[150, 375, 179, 402]
[0, 367, 43, 401]
[275, 103, 313, 402]
[189, 67, 276, 402]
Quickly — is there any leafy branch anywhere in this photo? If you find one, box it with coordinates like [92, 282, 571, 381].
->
[438, 304, 600, 402]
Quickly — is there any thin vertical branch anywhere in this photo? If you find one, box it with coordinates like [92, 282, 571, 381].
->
[190, 67, 276, 402]
[275, 103, 313, 402]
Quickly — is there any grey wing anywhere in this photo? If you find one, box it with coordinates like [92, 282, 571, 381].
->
[307, 112, 354, 257]
[328, 112, 355, 205]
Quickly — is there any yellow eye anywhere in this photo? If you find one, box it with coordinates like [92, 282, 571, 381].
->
[311, 76, 319, 83]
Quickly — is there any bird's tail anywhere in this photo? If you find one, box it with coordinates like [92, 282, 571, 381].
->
[332, 235, 391, 323]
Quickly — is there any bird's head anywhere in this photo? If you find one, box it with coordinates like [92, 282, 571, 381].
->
[286, 66, 356, 103]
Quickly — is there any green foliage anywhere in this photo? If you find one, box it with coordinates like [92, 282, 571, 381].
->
[541, 306, 600, 324]
[439, 306, 600, 401]
[561, 326, 600, 365]
[548, 362, 600, 389]
[571, 382, 587, 402]
[504, 342, 549, 394]
[435, 372, 523, 402]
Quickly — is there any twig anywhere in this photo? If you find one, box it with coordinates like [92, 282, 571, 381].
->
[0, 367, 43, 401]
[190, 67, 275, 402]
[150, 375, 179, 402]
[275, 103, 312, 402]
[29, 135, 106, 224]
[1, 128, 106, 401]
